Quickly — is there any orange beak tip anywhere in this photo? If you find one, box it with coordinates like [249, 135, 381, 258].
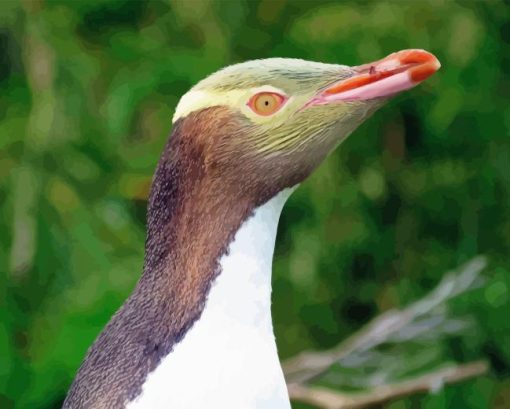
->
[409, 59, 441, 83]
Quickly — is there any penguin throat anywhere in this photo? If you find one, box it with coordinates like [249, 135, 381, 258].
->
[127, 188, 295, 409]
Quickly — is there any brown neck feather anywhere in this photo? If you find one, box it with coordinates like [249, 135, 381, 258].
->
[63, 107, 288, 408]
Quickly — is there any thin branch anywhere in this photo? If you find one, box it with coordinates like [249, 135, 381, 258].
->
[288, 360, 489, 409]
[283, 256, 487, 385]
[283, 257, 489, 408]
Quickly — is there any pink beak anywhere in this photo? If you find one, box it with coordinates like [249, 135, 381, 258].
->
[315, 49, 441, 103]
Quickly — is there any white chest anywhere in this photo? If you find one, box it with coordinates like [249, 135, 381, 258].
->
[126, 189, 294, 409]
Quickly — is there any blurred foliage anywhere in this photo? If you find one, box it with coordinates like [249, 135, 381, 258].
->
[1, 0, 510, 408]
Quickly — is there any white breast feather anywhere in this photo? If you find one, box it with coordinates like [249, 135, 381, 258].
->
[126, 188, 295, 409]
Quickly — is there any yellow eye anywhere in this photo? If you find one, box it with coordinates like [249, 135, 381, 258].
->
[248, 92, 286, 116]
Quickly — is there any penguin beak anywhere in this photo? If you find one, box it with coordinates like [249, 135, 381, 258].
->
[313, 49, 441, 104]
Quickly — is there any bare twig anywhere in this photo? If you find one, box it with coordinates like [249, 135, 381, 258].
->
[283, 257, 487, 384]
[283, 257, 489, 408]
[288, 360, 489, 409]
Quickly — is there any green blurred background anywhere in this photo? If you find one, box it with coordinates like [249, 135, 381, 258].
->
[1, 0, 510, 408]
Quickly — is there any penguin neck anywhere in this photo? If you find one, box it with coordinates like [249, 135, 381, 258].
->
[200, 187, 294, 327]
[128, 188, 295, 409]
[63, 109, 303, 409]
